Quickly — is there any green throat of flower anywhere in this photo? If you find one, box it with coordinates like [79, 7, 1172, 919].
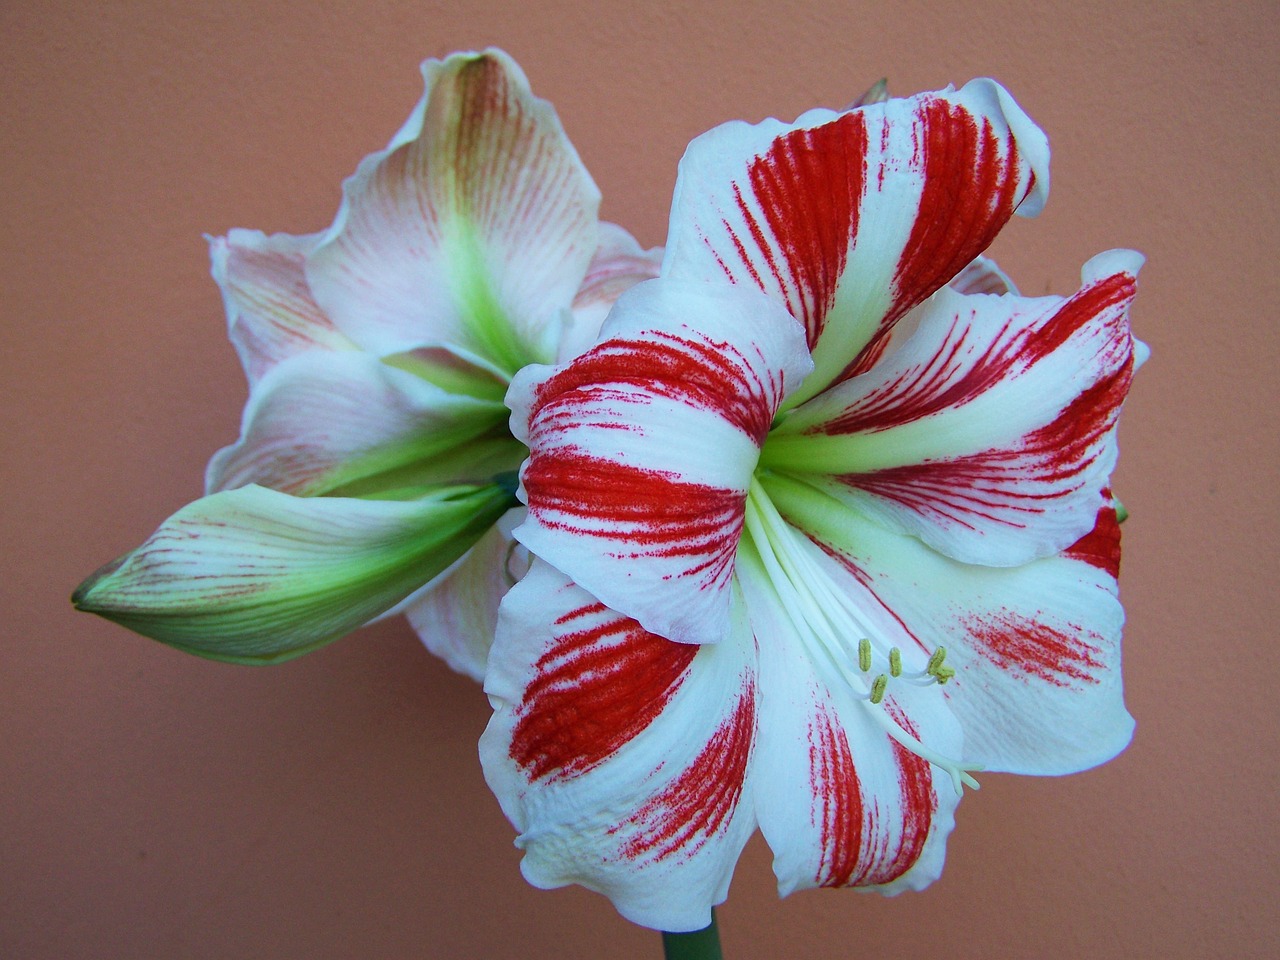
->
[742, 474, 981, 794]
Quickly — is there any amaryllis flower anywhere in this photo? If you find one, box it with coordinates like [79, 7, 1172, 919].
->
[481, 80, 1145, 931]
[73, 49, 659, 676]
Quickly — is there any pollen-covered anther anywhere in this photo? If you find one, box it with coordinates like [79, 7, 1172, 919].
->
[923, 645, 956, 684]
[858, 637, 873, 672]
[869, 674, 888, 704]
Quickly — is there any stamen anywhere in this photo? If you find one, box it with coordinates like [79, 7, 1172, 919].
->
[744, 478, 980, 793]
[869, 674, 888, 704]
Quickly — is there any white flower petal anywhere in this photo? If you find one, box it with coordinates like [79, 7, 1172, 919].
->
[508, 278, 812, 647]
[766, 250, 1143, 565]
[209, 229, 355, 386]
[481, 560, 758, 932]
[948, 254, 1019, 296]
[560, 221, 663, 361]
[307, 49, 601, 371]
[205, 350, 514, 497]
[663, 79, 1048, 407]
[401, 509, 528, 681]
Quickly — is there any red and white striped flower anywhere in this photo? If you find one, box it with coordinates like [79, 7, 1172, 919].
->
[74, 50, 659, 675]
[481, 80, 1145, 931]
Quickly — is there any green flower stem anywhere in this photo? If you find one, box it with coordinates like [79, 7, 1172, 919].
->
[661, 911, 723, 960]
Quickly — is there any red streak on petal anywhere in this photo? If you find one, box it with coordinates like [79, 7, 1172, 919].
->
[1023, 352, 1133, 480]
[739, 113, 866, 350]
[859, 703, 937, 886]
[819, 272, 1138, 437]
[531, 329, 783, 445]
[510, 602, 698, 781]
[522, 453, 745, 587]
[963, 611, 1104, 687]
[842, 102, 1026, 379]
[809, 704, 863, 887]
[823, 276, 1139, 530]
[1063, 497, 1122, 580]
[615, 678, 756, 862]
[810, 702, 936, 887]
[838, 457, 1047, 531]
[836, 348, 1132, 526]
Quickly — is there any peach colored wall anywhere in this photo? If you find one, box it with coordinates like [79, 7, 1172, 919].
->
[3, 2, 1275, 958]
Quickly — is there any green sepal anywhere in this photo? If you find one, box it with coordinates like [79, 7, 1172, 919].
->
[73, 483, 514, 664]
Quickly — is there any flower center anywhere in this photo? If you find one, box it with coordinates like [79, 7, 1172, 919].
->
[742, 476, 980, 794]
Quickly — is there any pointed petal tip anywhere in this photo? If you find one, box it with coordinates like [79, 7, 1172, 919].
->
[960, 77, 1051, 219]
[845, 77, 889, 109]
[70, 553, 129, 610]
[69, 485, 512, 665]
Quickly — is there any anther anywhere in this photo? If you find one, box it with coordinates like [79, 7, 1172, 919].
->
[869, 674, 888, 704]
[889, 647, 902, 677]
[858, 638, 872, 673]
[926, 646, 947, 675]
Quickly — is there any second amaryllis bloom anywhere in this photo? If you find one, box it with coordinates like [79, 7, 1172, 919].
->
[72, 49, 659, 676]
[482, 79, 1145, 931]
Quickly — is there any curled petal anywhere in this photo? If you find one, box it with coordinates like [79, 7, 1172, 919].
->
[948, 254, 1018, 296]
[72, 484, 511, 663]
[205, 350, 514, 497]
[307, 49, 601, 371]
[663, 78, 1048, 407]
[210, 229, 355, 386]
[508, 278, 812, 646]
[765, 250, 1144, 565]
[482, 560, 758, 932]
[767, 475, 1133, 774]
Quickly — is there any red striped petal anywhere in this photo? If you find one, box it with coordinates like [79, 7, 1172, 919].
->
[509, 279, 811, 646]
[481, 560, 759, 932]
[769, 250, 1143, 566]
[736, 545, 959, 897]
[510, 597, 699, 781]
[664, 79, 1048, 406]
[765, 481, 1133, 776]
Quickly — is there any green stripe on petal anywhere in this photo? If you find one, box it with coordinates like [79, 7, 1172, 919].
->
[305, 50, 600, 373]
[72, 483, 513, 664]
[206, 350, 517, 499]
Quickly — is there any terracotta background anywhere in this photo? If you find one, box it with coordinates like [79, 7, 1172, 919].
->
[4, 2, 1276, 958]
